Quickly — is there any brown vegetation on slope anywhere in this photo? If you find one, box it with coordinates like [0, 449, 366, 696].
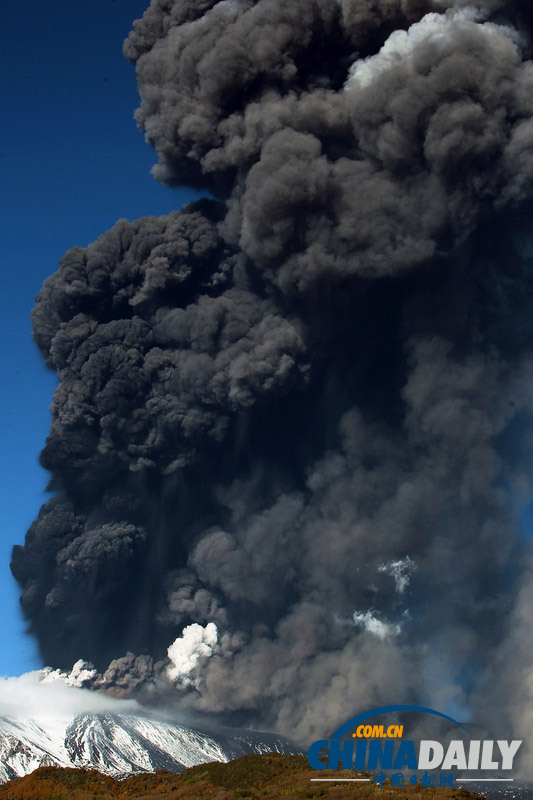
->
[0, 755, 486, 800]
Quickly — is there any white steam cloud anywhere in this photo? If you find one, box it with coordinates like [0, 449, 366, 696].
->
[41, 659, 98, 688]
[346, 9, 516, 89]
[378, 556, 416, 595]
[167, 623, 220, 687]
[352, 610, 402, 640]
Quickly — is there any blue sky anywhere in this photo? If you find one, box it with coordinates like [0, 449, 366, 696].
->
[0, 0, 202, 676]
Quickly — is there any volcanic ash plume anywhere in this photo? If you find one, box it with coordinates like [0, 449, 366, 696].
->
[11, 0, 533, 759]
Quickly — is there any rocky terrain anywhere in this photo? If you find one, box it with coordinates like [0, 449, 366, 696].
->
[0, 754, 485, 800]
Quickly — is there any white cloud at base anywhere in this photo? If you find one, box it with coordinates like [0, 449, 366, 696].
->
[0, 670, 139, 720]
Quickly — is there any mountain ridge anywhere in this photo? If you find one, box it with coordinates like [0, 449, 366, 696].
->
[0, 712, 295, 783]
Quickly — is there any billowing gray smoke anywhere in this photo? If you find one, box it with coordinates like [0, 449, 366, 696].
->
[11, 0, 533, 759]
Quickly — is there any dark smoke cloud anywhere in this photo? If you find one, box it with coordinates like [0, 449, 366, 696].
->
[125, 0, 533, 291]
[11, 0, 533, 765]
[30, 204, 308, 476]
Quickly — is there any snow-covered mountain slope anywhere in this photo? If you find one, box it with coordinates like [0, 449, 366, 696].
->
[0, 713, 296, 783]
